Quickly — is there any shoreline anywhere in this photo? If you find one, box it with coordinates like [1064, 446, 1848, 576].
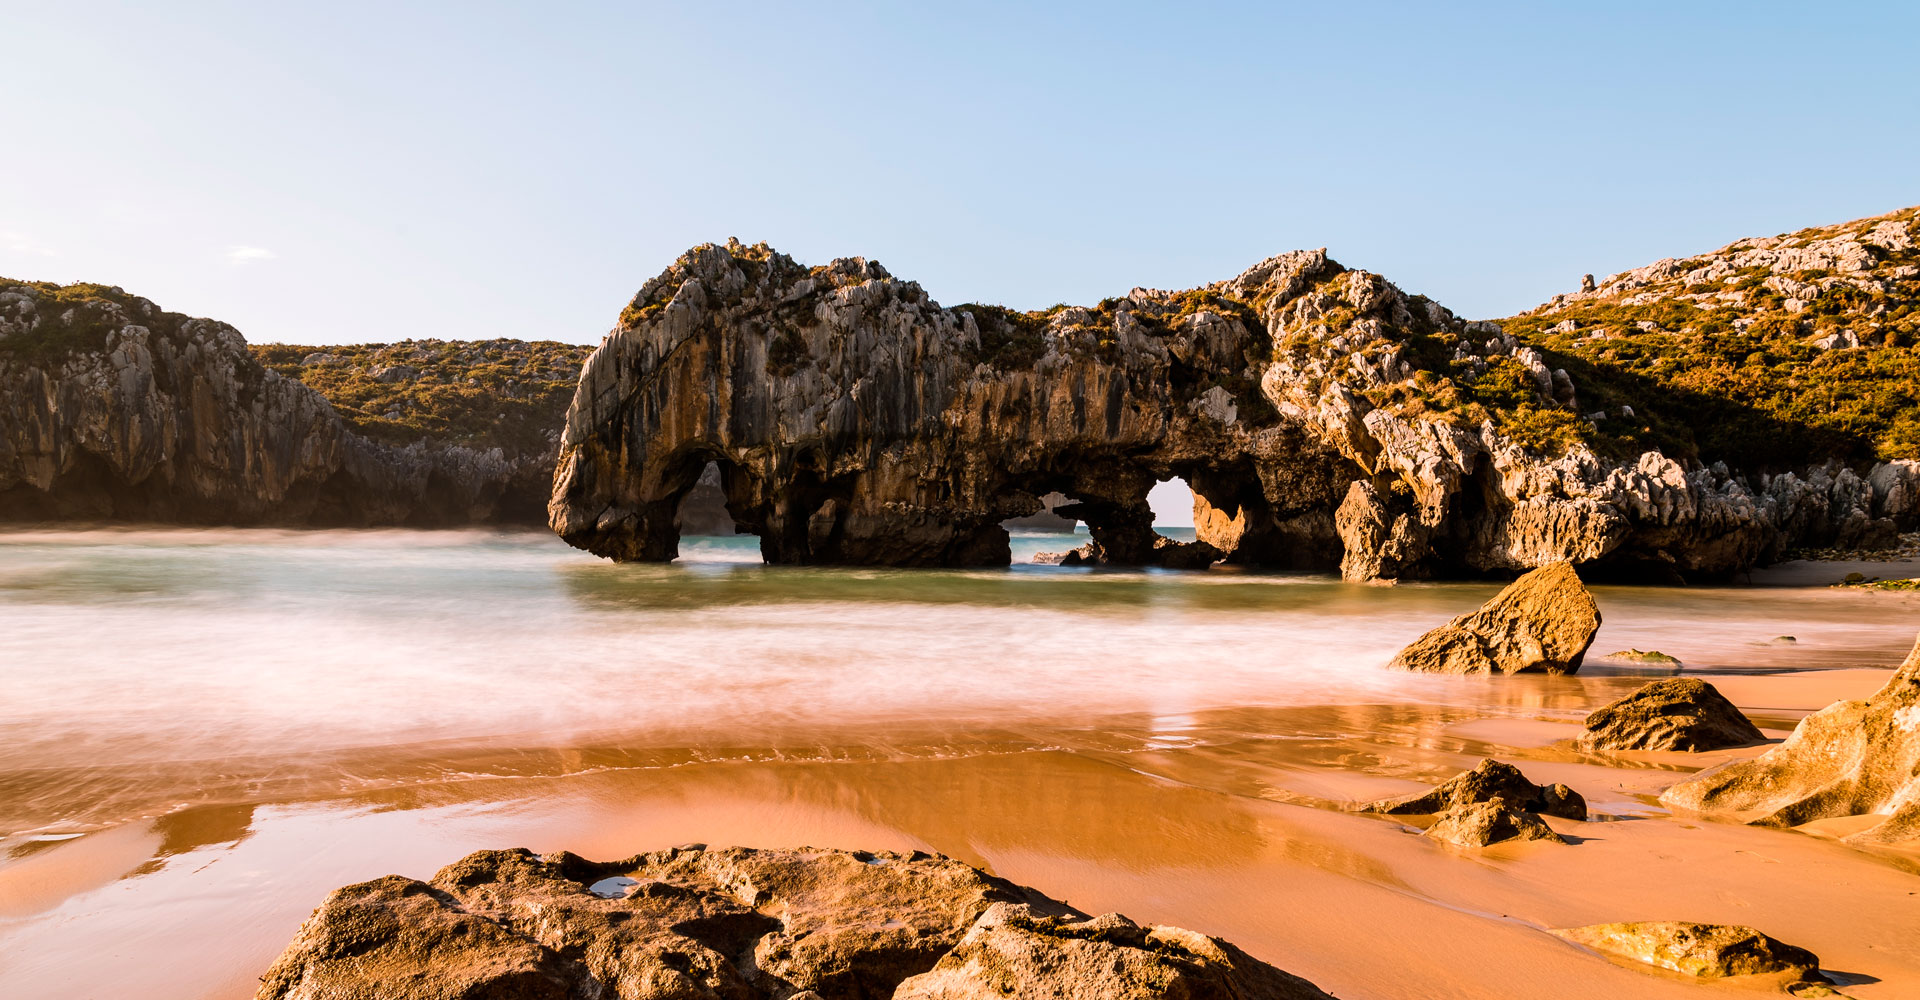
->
[4, 659, 1917, 999]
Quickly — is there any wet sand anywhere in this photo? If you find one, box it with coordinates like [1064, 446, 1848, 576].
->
[4, 665, 1918, 1000]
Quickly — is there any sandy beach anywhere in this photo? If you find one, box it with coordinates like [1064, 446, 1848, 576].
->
[5, 661, 1919, 998]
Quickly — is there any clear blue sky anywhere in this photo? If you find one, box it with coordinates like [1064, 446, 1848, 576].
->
[4, 1, 1916, 353]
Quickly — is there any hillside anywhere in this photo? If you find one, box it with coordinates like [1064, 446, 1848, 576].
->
[1500, 206, 1920, 465]
[251, 340, 591, 462]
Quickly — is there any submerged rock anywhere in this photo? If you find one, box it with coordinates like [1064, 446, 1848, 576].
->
[1362, 758, 1587, 821]
[1598, 648, 1682, 667]
[1388, 562, 1600, 674]
[1424, 800, 1566, 847]
[257, 845, 1335, 1000]
[1574, 678, 1764, 752]
[1551, 922, 1820, 981]
[1661, 633, 1920, 847]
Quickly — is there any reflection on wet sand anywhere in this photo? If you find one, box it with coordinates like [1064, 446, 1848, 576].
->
[6, 722, 1920, 1000]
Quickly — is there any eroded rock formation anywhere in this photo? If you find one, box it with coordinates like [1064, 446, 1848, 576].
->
[1574, 678, 1763, 752]
[551, 233, 1920, 577]
[1389, 562, 1600, 674]
[257, 845, 1335, 1000]
[1660, 633, 1920, 847]
[0, 281, 552, 525]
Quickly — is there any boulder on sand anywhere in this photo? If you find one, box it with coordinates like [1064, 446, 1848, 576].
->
[257, 845, 1336, 1000]
[1551, 922, 1821, 981]
[1573, 678, 1765, 752]
[1660, 633, 1920, 847]
[1388, 562, 1600, 674]
[1424, 800, 1566, 847]
[1361, 758, 1587, 821]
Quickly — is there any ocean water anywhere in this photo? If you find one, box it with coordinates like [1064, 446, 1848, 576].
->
[0, 526, 1916, 837]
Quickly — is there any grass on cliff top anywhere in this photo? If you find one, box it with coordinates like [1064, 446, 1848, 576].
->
[253, 340, 591, 455]
[0, 279, 171, 363]
[1498, 281, 1920, 466]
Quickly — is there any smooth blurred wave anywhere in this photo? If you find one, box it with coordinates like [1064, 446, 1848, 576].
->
[1, 527, 1916, 832]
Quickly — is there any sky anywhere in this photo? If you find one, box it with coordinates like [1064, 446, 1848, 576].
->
[4, 0, 1918, 360]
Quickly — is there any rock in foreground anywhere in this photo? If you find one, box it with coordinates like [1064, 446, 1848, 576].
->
[1424, 801, 1566, 847]
[1551, 922, 1821, 981]
[1388, 563, 1600, 674]
[1566, 679, 1758, 748]
[1362, 758, 1587, 821]
[257, 845, 1335, 1000]
[1661, 634, 1920, 847]
[1574, 678, 1764, 752]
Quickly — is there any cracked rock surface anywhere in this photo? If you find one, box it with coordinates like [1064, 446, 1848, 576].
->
[257, 845, 1336, 1000]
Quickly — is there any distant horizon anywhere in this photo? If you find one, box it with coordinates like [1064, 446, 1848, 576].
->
[5, 3, 1916, 348]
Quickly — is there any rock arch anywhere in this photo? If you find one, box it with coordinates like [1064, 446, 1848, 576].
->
[547, 243, 1360, 569]
[547, 240, 1919, 579]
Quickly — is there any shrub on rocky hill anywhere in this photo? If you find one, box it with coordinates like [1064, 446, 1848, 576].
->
[251, 339, 592, 459]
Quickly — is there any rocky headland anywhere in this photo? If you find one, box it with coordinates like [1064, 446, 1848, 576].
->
[0, 279, 576, 526]
[551, 208, 1920, 579]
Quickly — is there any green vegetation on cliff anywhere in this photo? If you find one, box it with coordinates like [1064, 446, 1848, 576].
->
[252, 340, 591, 457]
[0, 280, 178, 363]
[1496, 207, 1920, 466]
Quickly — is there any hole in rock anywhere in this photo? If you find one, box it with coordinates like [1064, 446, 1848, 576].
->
[1148, 477, 1197, 541]
[672, 461, 765, 565]
[674, 462, 737, 537]
[999, 491, 1083, 534]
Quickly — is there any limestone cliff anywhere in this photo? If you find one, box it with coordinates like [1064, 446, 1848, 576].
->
[550, 229, 1920, 577]
[0, 279, 541, 525]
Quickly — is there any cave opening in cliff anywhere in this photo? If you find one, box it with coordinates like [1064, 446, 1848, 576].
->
[1147, 477, 1197, 540]
[672, 461, 741, 540]
[998, 490, 1083, 535]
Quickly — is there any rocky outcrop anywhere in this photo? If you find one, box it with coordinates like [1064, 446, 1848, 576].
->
[1661, 634, 1920, 847]
[552, 228, 1920, 576]
[1424, 801, 1565, 847]
[0, 280, 549, 525]
[1574, 679, 1764, 752]
[1550, 922, 1821, 982]
[257, 845, 1335, 1000]
[1362, 759, 1587, 821]
[1388, 563, 1600, 674]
